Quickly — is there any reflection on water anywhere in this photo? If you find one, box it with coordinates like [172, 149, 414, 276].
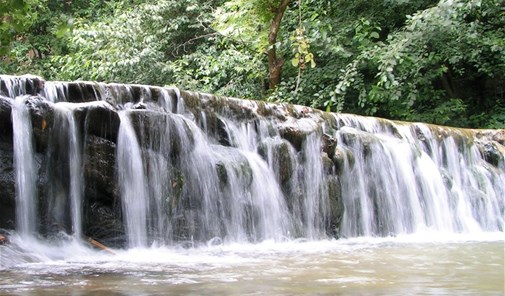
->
[0, 234, 504, 295]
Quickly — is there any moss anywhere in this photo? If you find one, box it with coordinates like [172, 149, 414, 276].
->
[277, 141, 294, 184]
[326, 176, 344, 238]
[179, 90, 202, 111]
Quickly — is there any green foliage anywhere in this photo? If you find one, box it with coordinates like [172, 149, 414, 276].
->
[329, 0, 505, 128]
[52, 0, 220, 84]
[0, 0, 43, 55]
[1, 0, 503, 128]
[170, 42, 265, 99]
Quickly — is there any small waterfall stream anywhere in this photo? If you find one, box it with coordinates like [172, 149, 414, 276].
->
[117, 111, 150, 247]
[11, 96, 38, 237]
[0, 75, 503, 247]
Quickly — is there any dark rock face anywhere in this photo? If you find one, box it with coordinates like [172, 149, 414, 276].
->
[0, 96, 13, 142]
[85, 202, 125, 247]
[82, 135, 123, 247]
[83, 103, 121, 143]
[0, 97, 16, 230]
[26, 96, 54, 153]
[84, 135, 118, 205]
[480, 142, 504, 167]
[0, 145, 15, 230]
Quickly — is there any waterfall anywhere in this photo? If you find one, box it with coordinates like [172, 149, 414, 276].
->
[117, 111, 150, 247]
[335, 115, 504, 236]
[0, 75, 503, 247]
[11, 97, 38, 236]
[45, 103, 84, 237]
[300, 133, 329, 239]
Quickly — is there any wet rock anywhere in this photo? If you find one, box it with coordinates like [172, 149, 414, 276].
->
[278, 141, 296, 184]
[83, 103, 120, 143]
[476, 129, 505, 146]
[332, 147, 347, 174]
[327, 176, 344, 238]
[67, 82, 101, 103]
[321, 152, 334, 175]
[339, 129, 379, 158]
[216, 162, 228, 188]
[279, 126, 305, 151]
[25, 96, 54, 153]
[84, 202, 125, 248]
[480, 141, 504, 167]
[0, 96, 12, 142]
[279, 119, 319, 151]
[84, 135, 118, 205]
[492, 130, 505, 145]
[257, 139, 295, 185]
[204, 112, 231, 146]
[322, 133, 337, 157]
[215, 149, 253, 190]
[0, 146, 15, 230]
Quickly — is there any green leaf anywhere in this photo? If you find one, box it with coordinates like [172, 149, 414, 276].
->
[370, 32, 379, 39]
[291, 57, 299, 67]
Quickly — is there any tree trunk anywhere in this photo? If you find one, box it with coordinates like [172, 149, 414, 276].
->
[267, 0, 291, 90]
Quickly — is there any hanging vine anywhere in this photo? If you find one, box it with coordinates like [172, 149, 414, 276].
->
[290, 0, 315, 93]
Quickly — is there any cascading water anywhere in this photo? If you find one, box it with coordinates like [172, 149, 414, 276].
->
[43, 103, 85, 238]
[1, 75, 504, 295]
[117, 111, 150, 247]
[300, 132, 329, 239]
[57, 104, 83, 237]
[11, 96, 38, 237]
[334, 115, 504, 237]
[0, 75, 503, 246]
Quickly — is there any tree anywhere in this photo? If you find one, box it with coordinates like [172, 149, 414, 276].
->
[214, 0, 297, 91]
[2, 0, 503, 128]
[267, 0, 291, 90]
[52, 0, 221, 84]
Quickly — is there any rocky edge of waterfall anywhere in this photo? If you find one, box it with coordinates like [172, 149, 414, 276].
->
[0, 75, 503, 246]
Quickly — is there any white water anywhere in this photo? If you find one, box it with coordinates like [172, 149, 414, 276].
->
[11, 97, 38, 237]
[1, 76, 504, 242]
[117, 111, 150, 247]
[54, 104, 84, 238]
[334, 115, 504, 237]
[0, 233, 503, 295]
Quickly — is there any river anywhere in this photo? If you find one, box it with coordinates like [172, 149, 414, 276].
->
[1, 233, 503, 295]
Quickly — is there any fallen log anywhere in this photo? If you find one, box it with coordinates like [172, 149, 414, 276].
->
[87, 237, 116, 255]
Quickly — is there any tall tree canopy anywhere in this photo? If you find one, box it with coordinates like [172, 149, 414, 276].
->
[1, 0, 503, 128]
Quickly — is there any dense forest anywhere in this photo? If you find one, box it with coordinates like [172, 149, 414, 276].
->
[1, 0, 504, 128]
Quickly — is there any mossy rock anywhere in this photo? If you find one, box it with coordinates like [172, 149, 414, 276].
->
[321, 152, 334, 175]
[479, 141, 504, 167]
[26, 96, 54, 153]
[258, 139, 296, 185]
[322, 133, 337, 157]
[339, 129, 380, 158]
[327, 176, 344, 238]
[279, 119, 319, 151]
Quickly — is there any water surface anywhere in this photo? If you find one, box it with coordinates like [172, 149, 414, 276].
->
[1, 233, 503, 295]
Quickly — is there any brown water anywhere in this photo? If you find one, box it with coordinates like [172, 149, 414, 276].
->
[0, 234, 503, 295]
